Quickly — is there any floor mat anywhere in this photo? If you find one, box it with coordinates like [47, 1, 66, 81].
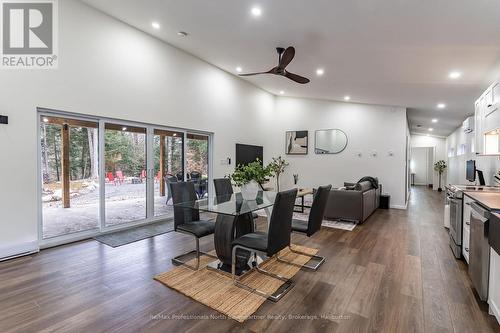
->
[93, 219, 174, 247]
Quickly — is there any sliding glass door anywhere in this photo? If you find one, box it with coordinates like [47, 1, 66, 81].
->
[39, 110, 212, 242]
[153, 129, 184, 217]
[104, 123, 147, 226]
[186, 133, 210, 198]
[39, 115, 100, 239]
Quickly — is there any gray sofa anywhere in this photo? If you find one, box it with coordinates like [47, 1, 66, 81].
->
[323, 180, 381, 223]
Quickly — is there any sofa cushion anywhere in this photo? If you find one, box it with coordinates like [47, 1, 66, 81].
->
[357, 181, 373, 192]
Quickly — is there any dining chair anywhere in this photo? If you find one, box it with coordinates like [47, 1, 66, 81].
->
[231, 188, 297, 302]
[214, 178, 234, 197]
[213, 178, 259, 227]
[277, 185, 332, 271]
[165, 175, 178, 204]
[170, 182, 217, 270]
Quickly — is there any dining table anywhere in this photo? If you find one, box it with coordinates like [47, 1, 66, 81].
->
[174, 190, 277, 274]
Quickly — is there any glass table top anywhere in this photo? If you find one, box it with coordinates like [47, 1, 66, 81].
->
[174, 191, 277, 216]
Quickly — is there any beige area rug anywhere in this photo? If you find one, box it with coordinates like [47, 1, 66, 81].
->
[154, 245, 318, 322]
[257, 210, 357, 231]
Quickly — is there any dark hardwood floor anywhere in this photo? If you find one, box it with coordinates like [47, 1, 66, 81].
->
[1, 186, 499, 332]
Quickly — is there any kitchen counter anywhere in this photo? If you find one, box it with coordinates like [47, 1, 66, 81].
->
[464, 191, 500, 210]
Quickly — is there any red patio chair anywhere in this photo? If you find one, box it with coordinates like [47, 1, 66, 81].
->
[115, 171, 125, 185]
[140, 169, 147, 182]
[106, 172, 115, 184]
[155, 171, 162, 183]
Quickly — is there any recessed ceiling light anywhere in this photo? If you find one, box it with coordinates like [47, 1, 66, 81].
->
[42, 117, 49, 123]
[437, 103, 446, 109]
[316, 68, 324, 76]
[432, 118, 438, 123]
[344, 95, 351, 101]
[251, 7, 262, 17]
[122, 127, 127, 131]
[279, 90, 285, 95]
[426, 133, 430, 137]
[173, 133, 177, 136]
[151, 22, 160, 29]
[236, 66, 242, 73]
[428, 128, 433, 131]
[177, 31, 188, 37]
[449, 71, 462, 79]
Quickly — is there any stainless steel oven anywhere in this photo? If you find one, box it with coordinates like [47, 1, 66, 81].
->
[447, 186, 463, 259]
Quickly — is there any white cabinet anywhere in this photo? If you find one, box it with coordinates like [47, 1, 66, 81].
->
[474, 80, 500, 155]
[489, 247, 500, 324]
[475, 97, 484, 154]
[463, 196, 473, 262]
[492, 83, 500, 105]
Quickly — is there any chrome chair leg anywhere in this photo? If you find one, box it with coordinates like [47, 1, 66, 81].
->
[231, 245, 294, 302]
[172, 235, 217, 270]
[276, 246, 325, 271]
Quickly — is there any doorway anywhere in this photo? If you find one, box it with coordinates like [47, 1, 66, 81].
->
[410, 147, 435, 188]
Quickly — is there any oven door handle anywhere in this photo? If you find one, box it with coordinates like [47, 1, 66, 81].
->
[471, 207, 489, 223]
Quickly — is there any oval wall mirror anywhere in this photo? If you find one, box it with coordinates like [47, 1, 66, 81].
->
[314, 129, 348, 154]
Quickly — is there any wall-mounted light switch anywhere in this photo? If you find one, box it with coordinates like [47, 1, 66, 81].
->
[0, 115, 8, 124]
[220, 158, 232, 165]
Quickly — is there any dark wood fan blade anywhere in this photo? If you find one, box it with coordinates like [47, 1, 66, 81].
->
[239, 67, 278, 76]
[279, 47, 295, 69]
[284, 71, 310, 84]
[239, 72, 268, 76]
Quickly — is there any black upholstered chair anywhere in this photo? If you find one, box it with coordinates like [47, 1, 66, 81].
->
[190, 171, 201, 181]
[213, 178, 259, 222]
[165, 175, 178, 204]
[281, 185, 332, 271]
[214, 178, 234, 197]
[231, 188, 298, 301]
[170, 182, 216, 270]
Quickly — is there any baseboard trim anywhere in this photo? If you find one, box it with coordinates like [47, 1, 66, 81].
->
[489, 299, 500, 325]
[0, 240, 39, 261]
[390, 203, 408, 210]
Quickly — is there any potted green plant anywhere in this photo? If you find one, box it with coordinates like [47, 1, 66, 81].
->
[268, 156, 289, 192]
[434, 160, 447, 192]
[229, 159, 272, 199]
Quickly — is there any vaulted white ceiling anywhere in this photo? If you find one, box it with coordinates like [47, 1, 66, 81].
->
[81, 0, 500, 137]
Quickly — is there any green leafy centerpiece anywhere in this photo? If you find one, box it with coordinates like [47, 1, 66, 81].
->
[229, 157, 289, 197]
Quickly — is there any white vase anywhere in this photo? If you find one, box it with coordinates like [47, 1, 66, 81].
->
[241, 180, 260, 200]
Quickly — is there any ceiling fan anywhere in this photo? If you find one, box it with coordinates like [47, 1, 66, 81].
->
[239, 46, 310, 84]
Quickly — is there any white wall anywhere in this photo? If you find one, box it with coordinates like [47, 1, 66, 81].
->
[410, 135, 447, 189]
[0, 0, 410, 258]
[446, 127, 500, 185]
[0, 0, 275, 258]
[268, 97, 408, 208]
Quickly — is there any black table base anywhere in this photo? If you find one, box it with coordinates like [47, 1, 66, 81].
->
[213, 212, 255, 273]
